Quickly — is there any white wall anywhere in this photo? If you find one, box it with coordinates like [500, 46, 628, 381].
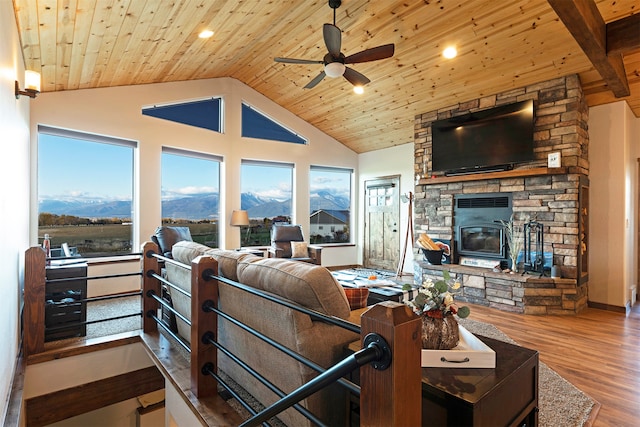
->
[0, 1, 31, 422]
[28, 78, 360, 267]
[358, 143, 415, 273]
[588, 101, 640, 309]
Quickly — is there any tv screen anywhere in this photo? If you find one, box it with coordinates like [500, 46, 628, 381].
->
[431, 99, 534, 174]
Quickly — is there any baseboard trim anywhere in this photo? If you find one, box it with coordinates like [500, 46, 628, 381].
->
[3, 355, 25, 427]
[587, 300, 627, 313]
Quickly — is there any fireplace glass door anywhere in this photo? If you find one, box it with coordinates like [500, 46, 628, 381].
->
[458, 224, 505, 259]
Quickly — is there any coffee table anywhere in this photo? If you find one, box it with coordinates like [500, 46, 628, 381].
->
[333, 271, 416, 305]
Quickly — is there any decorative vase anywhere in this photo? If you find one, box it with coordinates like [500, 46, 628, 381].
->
[421, 312, 460, 350]
[511, 258, 518, 273]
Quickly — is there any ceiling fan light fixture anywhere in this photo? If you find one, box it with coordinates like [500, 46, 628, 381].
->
[324, 62, 346, 78]
[353, 85, 364, 94]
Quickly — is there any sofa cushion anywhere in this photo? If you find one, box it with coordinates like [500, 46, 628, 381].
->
[172, 240, 211, 264]
[343, 287, 370, 310]
[206, 249, 261, 282]
[291, 241, 308, 258]
[171, 242, 259, 281]
[236, 257, 350, 319]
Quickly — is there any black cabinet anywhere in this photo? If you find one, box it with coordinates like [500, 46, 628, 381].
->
[45, 264, 87, 341]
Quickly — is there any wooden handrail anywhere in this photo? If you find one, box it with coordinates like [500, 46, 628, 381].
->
[23, 247, 47, 357]
[141, 241, 160, 334]
[360, 302, 422, 426]
[190, 255, 219, 398]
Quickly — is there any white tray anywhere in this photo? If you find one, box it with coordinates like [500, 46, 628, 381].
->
[421, 325, 496, 368]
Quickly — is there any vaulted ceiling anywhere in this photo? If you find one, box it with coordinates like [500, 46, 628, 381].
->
[12, 0, 640, 153]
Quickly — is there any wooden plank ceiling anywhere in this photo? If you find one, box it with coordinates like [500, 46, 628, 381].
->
[12, 0, 640, 154]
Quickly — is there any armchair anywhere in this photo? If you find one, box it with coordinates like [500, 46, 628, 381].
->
[267, 224, 322, 265]
[151, 226, 193, 258]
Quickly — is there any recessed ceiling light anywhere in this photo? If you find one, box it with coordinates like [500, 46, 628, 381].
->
[443, 46, 457, 59]
[199, 29, 214, 39]
[353, 85, 364, 95]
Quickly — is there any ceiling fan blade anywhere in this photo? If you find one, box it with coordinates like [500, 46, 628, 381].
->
[275, 57, 324, 64]
[344, 43, 395, 64]
[323, 23, 342, 57]
[304, 71, 326, 89]
[343, 67, 370, 86]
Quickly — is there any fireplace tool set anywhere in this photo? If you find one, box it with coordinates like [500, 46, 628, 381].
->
[522, 220, 545, 276]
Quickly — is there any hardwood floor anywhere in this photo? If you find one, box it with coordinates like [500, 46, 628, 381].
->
[466, 301, 640, 427]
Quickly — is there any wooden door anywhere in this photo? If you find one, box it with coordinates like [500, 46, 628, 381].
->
[364, 176, 400, 270]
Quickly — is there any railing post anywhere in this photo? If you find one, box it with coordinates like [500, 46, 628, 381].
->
[360, 301, 422, 426]
[23, 246, 46, 357]
[191, 255, 219, 398]
[141, 241, 160, 334]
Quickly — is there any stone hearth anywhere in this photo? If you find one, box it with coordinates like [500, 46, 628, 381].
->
[413, 75, 589, 314]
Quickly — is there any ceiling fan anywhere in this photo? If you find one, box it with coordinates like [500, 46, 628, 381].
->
[274, 0, 395, 89]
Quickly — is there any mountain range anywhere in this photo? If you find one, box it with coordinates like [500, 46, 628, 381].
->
[39, 190, 349, 221]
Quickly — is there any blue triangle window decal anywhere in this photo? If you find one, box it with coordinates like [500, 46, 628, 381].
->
[142, 98, 222, 133]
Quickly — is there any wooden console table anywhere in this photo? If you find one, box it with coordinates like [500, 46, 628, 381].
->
[346, 319, 539, 426]
[421, 335, 538, 426]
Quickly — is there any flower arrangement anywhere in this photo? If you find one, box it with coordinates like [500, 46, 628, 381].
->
[403, 270, 470, 319]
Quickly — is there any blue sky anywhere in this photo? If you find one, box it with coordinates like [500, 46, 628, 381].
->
[161, 153, 219, 199]
[38, 133, 133, 201]
[39, 133, 349, 202]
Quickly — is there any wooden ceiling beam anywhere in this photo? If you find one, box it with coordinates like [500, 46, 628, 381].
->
[547, 0, 630, 98]
[606, 14, 640, 56]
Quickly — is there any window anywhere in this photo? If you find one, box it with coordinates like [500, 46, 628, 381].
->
[241, 102, 307, 144]
[37, 126, 135, 256]
[309, 166, 352, 243]
[142, 97, 223, 133]
[240, 160, 293, 246]
[161, 148, 221, 248]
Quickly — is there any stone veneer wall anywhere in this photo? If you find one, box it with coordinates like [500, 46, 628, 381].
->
[413, 75, 590, 314]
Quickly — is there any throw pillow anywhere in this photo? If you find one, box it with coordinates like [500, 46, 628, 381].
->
[291, 241, 308, 258]
[343, 288, 369, 310]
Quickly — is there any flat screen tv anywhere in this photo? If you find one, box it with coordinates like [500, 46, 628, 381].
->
[431, 99, 534, 175]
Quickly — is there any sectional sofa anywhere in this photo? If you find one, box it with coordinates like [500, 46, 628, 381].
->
[164, 240, 359, 426]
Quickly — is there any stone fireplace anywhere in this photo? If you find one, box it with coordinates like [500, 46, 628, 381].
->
[413, 75, 590, 314]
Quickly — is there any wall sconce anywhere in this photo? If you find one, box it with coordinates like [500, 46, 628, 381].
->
[15, 70, 41, 99]
[230, 209, 250, 249]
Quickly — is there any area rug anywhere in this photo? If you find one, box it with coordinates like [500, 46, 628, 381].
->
[85, 295, 142, 339]
[458, 317, 596, 427]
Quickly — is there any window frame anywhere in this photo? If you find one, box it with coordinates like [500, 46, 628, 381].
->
[161, 147, 223, 248]
[241, 102, 307, 145]
[309, 165, 353, 245]
[240, 159, 294, 246]
[37, 125, 137, 257]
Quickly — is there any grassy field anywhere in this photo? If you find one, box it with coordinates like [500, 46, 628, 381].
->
[40, 222, 344, 255]
[40, 223, 221, 255]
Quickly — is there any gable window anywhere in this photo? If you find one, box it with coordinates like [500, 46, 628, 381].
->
[240, 160, 293, 246]
[161, 148, 221, 248]
[241, 102, 307, 144]
[142, 97, 223, 133]
[309, 166, 352, 244]
[37, 126, 135, 256]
